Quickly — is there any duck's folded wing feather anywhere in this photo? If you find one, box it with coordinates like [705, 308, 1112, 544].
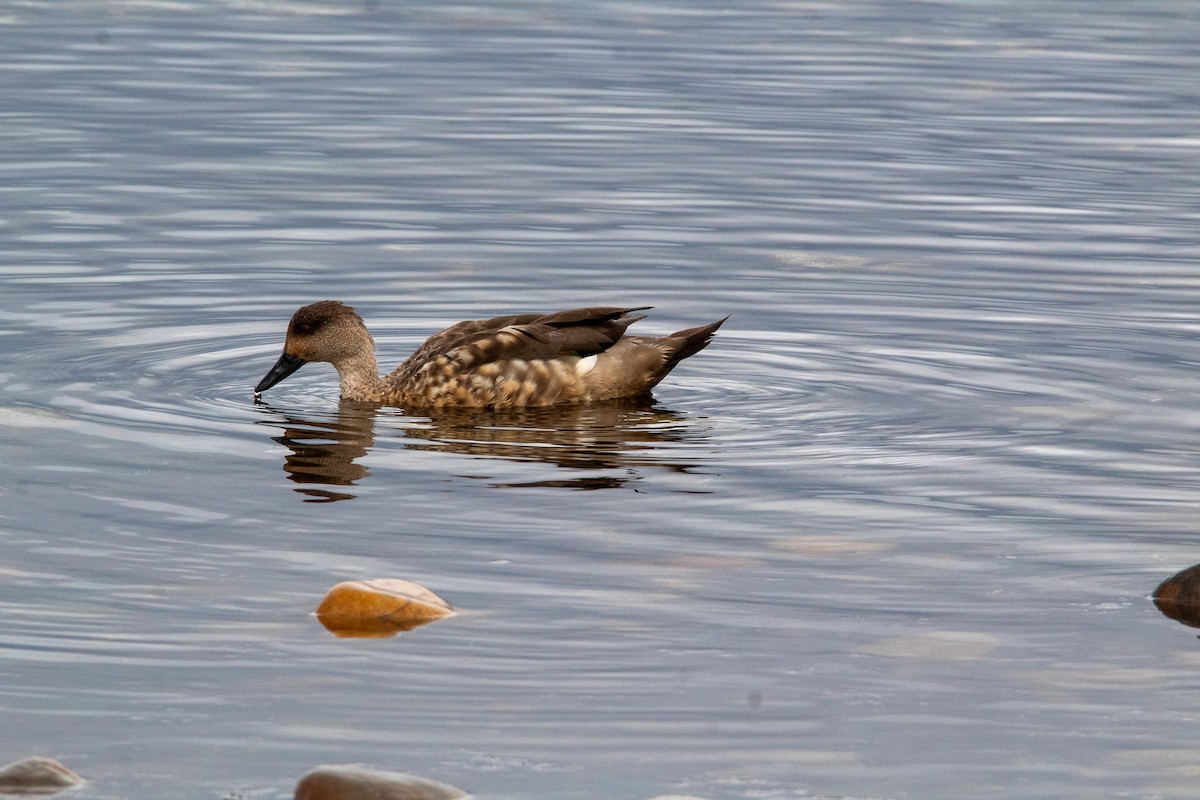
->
[402, 307, 651, 374]
[458, 306, 651, 364]
[403, 313, 543, 368]
[528, 306, 650, 327]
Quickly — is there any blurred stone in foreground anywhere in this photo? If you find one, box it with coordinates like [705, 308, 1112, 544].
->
[295, 765, 468, 800]
[0, 757, 83, 796]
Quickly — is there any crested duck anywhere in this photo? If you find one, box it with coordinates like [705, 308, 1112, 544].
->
[254, 301, 726, 408]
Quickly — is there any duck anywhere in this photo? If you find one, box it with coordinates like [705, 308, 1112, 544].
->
[254, 301, 726, 408]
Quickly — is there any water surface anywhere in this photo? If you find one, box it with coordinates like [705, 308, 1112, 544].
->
[2, 2, 1199, 799]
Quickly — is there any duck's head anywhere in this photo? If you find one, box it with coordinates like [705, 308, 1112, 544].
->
[254, 301, 375, 396]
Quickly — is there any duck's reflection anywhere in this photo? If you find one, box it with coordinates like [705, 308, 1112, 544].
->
[255, 399, 710, 501]
[258, 401, 378, 503]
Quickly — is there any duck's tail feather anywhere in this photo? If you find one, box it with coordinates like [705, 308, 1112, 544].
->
[661, 316, 728, 369]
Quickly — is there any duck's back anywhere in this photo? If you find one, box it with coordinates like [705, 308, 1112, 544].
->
[385, 306, 721, 409]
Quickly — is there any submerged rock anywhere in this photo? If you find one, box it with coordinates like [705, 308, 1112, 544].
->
[295, 765, 468, 800]
[856, 631, 998, 660]
[315, 579, 455, 638]
[1154, 563, 1200, 627]
[0, 757, 82, 795]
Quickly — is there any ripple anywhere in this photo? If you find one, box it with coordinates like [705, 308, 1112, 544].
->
[17, 318, 277, 458]
[23, 312, 759, 498]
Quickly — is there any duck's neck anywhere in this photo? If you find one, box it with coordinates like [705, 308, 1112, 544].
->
[333, 351, 385, 403]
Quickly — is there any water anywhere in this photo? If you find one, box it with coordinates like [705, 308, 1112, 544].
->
[2, 1, 1199, 798]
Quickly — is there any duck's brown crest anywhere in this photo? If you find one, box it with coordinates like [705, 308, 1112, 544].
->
[289, 300, 362, 337]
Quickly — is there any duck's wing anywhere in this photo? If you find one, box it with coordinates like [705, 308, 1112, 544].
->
[401, 313, 543, 371]
[397, 306, 651, 376]
[498, 306, 653, 359]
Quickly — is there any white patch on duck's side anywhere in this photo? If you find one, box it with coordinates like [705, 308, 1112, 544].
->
[575, 354, 598, 376]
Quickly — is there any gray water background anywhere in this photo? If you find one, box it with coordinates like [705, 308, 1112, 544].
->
[2, 1, 1199, 798]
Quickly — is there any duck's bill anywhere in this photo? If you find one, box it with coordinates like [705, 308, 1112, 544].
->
[254, 352, 306, 395]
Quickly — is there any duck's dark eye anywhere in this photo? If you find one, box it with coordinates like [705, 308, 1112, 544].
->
[289, 301, 353, 337]
[290, 316, 323, 336]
